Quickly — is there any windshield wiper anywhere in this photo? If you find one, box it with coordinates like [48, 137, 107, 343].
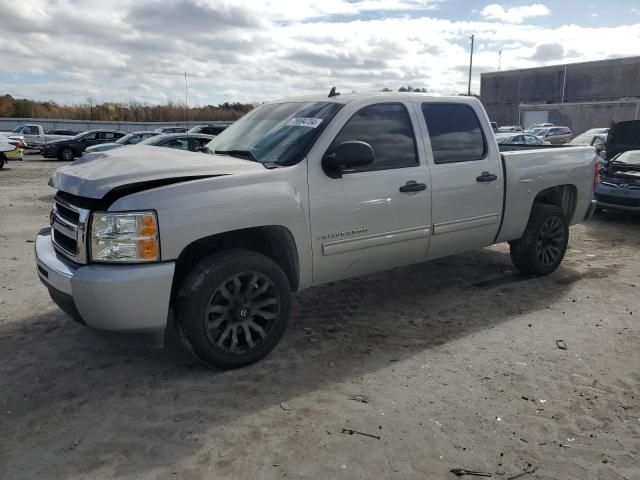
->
[215, 149, 257, 162]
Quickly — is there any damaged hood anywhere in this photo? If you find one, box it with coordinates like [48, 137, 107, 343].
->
[605, 120, 640, 160]
[49, 145, 265, 199]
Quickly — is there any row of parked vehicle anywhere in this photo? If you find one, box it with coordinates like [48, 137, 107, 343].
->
[0, 123, 230, 165]
[492, 122, 609, 153]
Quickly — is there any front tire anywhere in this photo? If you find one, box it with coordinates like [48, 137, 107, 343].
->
[174, 250, 292, 369]
[58, 147, 75, 161]
[510, 204, 569, 276]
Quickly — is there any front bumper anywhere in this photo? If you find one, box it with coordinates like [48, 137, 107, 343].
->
[40, 148, 57, 158]
[594, 184, 640, 212]
[35, 228, 175, 338]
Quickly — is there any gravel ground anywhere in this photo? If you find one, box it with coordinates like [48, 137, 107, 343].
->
[0, 156, 638, 480]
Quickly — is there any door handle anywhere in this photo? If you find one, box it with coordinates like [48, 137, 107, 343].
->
[399, 181, 427, 193]
[476, 172, 498, 183]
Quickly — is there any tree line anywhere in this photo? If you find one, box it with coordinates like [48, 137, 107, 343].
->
[0, 95, 255, 121]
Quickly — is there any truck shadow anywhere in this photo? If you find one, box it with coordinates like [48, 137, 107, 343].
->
[0, 247, 576, 479]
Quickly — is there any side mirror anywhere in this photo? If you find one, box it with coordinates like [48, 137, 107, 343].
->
[322, 141, 374, 179]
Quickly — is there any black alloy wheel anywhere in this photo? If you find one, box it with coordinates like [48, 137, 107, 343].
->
[203, 271, 280, 354]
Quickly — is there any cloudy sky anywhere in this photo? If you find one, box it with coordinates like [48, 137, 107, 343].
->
[1, 0, 639, 105]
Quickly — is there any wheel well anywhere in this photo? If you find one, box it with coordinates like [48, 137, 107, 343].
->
[533, 185, 577, 222]
[170, 226, 300, 304]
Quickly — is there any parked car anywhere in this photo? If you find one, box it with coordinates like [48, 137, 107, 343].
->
[495, 133, 549, 146]
[0, 137, 24, 169]
[569, 128, 608, 147]
[490, 121, 498, 132]
[138, 133, 215, 151]
[40, 130, 126, 161]
[531, 126, 573, 145]
[154, 126, 189, 134]
[497, 125, 523, 133]
[188, 124, 230, 136]
[594, 120, 640, 212]
[84, 131, 160, 154]
[46, 129, 79, 136]
[36, 93, 598, 369]
[0, 124, 75, 148]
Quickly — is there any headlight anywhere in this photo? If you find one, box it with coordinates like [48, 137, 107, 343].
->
[90, 211, 160, 263]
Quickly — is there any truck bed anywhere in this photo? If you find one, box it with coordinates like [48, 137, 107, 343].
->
[496, 146, 597, 243]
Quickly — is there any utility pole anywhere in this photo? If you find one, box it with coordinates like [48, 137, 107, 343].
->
[184, 72, 188, 125]
[468, 34, 474, 96]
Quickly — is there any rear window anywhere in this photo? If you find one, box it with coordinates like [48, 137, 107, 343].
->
[422, 103, 487, 164]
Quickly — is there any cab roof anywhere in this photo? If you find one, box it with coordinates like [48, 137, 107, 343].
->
[268, 92, 471, 105]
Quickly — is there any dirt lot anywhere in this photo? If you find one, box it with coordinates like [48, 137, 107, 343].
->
[0, 156, 638, 480]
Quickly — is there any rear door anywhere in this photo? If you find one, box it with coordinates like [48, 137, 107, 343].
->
[307, 100, 431, 285]
[418, 101, 503, 260]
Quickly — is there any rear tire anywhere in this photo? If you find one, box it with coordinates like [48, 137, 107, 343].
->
[174, 249, 292, 369]
[510, 204, 569, 276]
[58, 148, 75, 161]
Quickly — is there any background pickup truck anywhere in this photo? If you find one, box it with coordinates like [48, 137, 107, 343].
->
[36, 93, 598, 369]
[0, 124, 75, 148]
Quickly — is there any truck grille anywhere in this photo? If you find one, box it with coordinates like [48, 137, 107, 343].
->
[595, 193, 640, 208]
[51, 194, 91, 264]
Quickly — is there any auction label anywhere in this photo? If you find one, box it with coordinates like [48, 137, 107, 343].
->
[286, 117, 323, 128]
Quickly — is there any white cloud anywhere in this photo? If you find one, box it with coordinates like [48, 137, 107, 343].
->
[480, 3, 550, 24]
[0, 0, 638, 104]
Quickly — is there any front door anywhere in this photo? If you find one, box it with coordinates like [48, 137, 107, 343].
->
[22, 125, 40, 145]
[418, 101, 504, 260]
[307, 101, 431, 285]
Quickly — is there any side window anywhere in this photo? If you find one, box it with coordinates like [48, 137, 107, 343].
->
[511, 135, 524, 144]
[101, 132, 116, 140]
[331, 103, 417, 170]
[422, 103, 487, 164]
[83, 132, 98, 141]
[24, 126, 39, 135]
[192, 137, 209, 149]
[163, 138, 189, 150]
[524, 135, 539, 145]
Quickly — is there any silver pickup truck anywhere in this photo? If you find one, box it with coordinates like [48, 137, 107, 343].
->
[35, 93, 598, 368]
[0, 124, 74, 148]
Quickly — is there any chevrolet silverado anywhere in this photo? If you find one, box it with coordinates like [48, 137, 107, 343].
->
[35, 93, 598, 368]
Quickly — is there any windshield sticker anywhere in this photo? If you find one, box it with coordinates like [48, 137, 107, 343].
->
[286, 117, 323, 128]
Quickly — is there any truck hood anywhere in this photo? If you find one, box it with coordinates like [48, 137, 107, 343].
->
[605, 120, 640, 160]
[49, 145, 265, 199]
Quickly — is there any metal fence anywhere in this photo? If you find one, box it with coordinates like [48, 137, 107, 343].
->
[0, 118, 233, 133]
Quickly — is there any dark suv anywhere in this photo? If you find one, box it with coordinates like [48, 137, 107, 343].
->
[41, 130, 126, 161]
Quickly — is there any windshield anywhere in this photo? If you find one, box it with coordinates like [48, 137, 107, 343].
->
[139, 135, 165, 145]
[570, 133, 595, 144]
[612, 151, 640, 166]
[71, 131, 88, 140]
[116, 133, 136, 144]
[11, 126, 23, 133]
[206, 101, 343, 166]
